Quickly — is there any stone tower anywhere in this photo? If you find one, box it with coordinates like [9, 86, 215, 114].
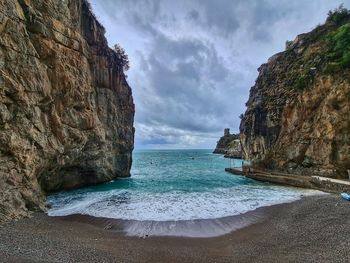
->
[224, 128, 230, 136]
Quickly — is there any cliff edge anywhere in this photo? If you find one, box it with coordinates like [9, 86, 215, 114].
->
[240, 8, 350, 179]
[213, 129, 242, 158]
[0, 0, 134, 222]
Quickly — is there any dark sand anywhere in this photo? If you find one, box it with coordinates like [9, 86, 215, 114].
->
[0, 194, 349, 263]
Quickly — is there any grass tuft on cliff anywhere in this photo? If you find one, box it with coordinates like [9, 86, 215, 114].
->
[326, 23, 350, 71]
[327, 4, 350, 25]
[287, 6, 350, 89]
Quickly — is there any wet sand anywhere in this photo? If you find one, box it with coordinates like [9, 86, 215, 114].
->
[0, 194, 349, 263]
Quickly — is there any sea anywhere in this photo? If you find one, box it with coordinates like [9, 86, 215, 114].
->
[47, 149, 321, 237]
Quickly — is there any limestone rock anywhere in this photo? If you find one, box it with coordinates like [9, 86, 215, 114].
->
[240, 12, 350, 179]
[0, 0, 134, 222]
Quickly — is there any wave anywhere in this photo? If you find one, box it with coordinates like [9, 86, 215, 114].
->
[47, 150, 324, 237]
[48, 185, 321, 221]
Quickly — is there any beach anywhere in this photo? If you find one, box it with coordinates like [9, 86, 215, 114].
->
[0, 194, 349, 263]
[1, 1, 349, 263]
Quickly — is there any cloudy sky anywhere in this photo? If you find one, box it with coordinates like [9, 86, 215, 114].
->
[90, 0, 349, 149]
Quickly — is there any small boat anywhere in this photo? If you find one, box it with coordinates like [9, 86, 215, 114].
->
[341, 193, 350, 201]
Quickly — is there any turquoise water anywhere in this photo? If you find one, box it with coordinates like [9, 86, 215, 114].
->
[48, 150, 318, 223]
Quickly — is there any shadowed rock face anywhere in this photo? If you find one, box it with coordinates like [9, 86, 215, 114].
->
[0, 0, 134, 222]
[240, 14, 350, 179]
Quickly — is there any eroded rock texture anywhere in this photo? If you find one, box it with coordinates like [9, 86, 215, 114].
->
[0, 0, 134, 222]
[240, 14, 350, 178]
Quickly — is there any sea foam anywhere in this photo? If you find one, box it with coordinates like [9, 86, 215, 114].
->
[48, 150, 323, 236]
[48, 186, 320, 221]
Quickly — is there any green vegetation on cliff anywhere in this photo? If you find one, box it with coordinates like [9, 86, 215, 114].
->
[281, 6, 350, 91]
[240, 7, 350, 178]
[213, 130, 242, 158]
[214, 134, 239, 153]
[326, 23, 350, 71]
[327, 4, 350, 25]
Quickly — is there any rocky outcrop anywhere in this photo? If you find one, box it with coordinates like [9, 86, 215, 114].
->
[213, 129, 242, 158]
[240, 10, 350, 179]
[0, 0, 134, 222]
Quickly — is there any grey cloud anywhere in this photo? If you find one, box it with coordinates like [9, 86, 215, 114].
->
[201, 3, 240, 37]
[133, 31, 233, 136]
[91, 0, 350, 148]
[187, 9, 200, 21]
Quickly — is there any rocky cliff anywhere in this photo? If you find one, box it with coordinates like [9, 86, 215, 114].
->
[240, 8, 350, 179]
[213, 129, 242, 158]
[0, 0, 134, 222]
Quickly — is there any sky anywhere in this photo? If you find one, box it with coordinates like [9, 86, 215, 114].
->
[90, 0, 350, 149]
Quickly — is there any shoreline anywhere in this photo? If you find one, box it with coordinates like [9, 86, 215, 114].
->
[55, 204, 268, 238]
[1, 194, 349, 262]
[48, 186, 323, 238]
[54, 190, 324, 238]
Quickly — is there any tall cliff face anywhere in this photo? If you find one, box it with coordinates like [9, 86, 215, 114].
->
[240, 11, 350, 179]
[0, 0, 134, 222]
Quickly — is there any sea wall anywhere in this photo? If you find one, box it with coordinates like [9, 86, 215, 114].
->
[0, 0, 134, 222]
